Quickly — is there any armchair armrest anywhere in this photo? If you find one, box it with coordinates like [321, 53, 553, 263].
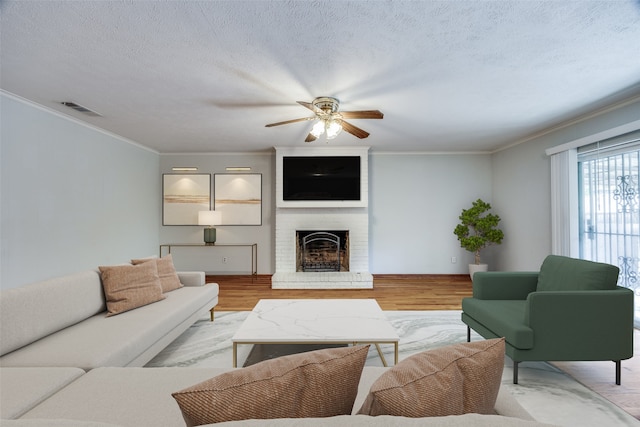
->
[525, 287, 634, 359]
[472, 272, 539, 300]
[177, 271, 205, 287]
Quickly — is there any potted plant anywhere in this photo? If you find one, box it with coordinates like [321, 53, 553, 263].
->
[453, 199, 504, 278]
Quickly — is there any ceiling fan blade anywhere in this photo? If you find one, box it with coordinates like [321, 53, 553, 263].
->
[297, 101, 319, 113]
[265, 117, 314, 127]
[339, 110, 384, 119]
[341, 120, 370, 139]
[305, 133, 317, 143]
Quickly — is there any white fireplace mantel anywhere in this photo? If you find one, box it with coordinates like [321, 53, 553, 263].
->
[272, 146, 373, 289]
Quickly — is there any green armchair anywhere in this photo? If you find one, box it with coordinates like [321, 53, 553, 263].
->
[461, 255, 634, 385]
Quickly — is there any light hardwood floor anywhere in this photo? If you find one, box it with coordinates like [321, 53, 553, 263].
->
[212, 274, 473, 311]
[207, 274, 639, 420]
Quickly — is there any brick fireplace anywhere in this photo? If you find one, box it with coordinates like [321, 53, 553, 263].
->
[271, 146, 373, 289]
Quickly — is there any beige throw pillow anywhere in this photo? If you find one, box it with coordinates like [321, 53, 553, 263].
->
[358, 338, 505, 417]
[99, 262, 165, 316]
[172, 345, 370, 426]
[131, 254, 183, 293]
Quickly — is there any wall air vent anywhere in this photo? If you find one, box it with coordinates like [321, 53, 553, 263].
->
[60, 101, 102, 117]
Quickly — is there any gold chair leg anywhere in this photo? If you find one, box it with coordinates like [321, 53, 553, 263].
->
[210, 307, 215, 322]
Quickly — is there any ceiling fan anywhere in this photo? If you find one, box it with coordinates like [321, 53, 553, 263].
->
[265, 97, 383, 142]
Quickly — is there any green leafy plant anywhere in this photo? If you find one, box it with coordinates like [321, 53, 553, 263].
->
[453, 199, 504, 265]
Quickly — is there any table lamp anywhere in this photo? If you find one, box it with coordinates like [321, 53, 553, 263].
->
[198, 210, 222, 245]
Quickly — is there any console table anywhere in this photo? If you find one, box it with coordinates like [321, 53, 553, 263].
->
[160, 243, 257, 279]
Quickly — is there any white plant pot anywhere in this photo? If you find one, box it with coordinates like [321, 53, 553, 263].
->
[469, 263, 488, 280]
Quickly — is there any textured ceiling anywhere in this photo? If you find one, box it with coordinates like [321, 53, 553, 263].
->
[2, 0, 640, 153]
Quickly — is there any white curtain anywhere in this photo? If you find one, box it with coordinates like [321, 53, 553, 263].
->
[550, 149, 578, 257]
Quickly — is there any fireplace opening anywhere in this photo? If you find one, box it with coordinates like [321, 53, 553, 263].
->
[296, 230, 349, 272]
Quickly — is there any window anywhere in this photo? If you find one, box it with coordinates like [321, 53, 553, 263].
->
[578, 134, 640, 326]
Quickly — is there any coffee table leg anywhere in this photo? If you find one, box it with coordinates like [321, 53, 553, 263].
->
[374, 343, 388, 367]
[233, 342, 238, 368]
[394, 342, 398, 365]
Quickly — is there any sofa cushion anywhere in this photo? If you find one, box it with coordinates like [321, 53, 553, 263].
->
[211, 414, 556, 426]
[132, 255, 183, 293]
[358, 338, 505, 417]
[1, 421, 121, 427]
[20, 367, 537, 427]
[537, 255, 619, 292]
[0, 270, 106, 357]
[99, 262, 165, 316]
[19, 367, 231, 426]
[461, 299, 533, 349]
[172, 345, 370, 426]
[0, 367, 85, 419]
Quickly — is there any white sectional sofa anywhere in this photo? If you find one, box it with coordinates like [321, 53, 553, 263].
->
[0, 265, 219, 419]
[0, 269, 218, 370]
[2, 366, 556, 427]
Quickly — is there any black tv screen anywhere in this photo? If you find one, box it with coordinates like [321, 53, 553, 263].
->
[283, 156, 361, 201]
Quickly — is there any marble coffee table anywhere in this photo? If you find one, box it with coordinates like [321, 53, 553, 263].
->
[231, 299, 400, 368]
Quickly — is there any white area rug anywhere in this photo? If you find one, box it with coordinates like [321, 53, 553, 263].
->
[147, 310, 639, 427]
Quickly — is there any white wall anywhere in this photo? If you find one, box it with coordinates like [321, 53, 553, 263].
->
[369, 153, 493, 273]
[492, 97, 640, 271]
[160, 151, 494, 275]
[490, 140, 551, 271]
[0, 94, 160, 289]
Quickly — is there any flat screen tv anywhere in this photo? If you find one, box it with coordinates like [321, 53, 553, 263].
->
[282, 156, 361, 201]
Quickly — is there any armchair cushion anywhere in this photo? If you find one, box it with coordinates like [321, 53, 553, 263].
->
[537, 255, 619, 292]
[461, 300, 533, 349]
[472, 272, 538, 300]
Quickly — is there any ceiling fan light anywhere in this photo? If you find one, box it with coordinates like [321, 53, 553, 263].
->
[310, 121, 325, 138]
[325, 120, 342, 140]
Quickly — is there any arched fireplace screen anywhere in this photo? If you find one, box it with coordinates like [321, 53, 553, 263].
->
[296, 231, 349, 272]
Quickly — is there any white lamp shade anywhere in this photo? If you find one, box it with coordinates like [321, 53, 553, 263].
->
[325, 120, 343, 139]
[310, 120, 325, 137]
[198, 210, 222, 226]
